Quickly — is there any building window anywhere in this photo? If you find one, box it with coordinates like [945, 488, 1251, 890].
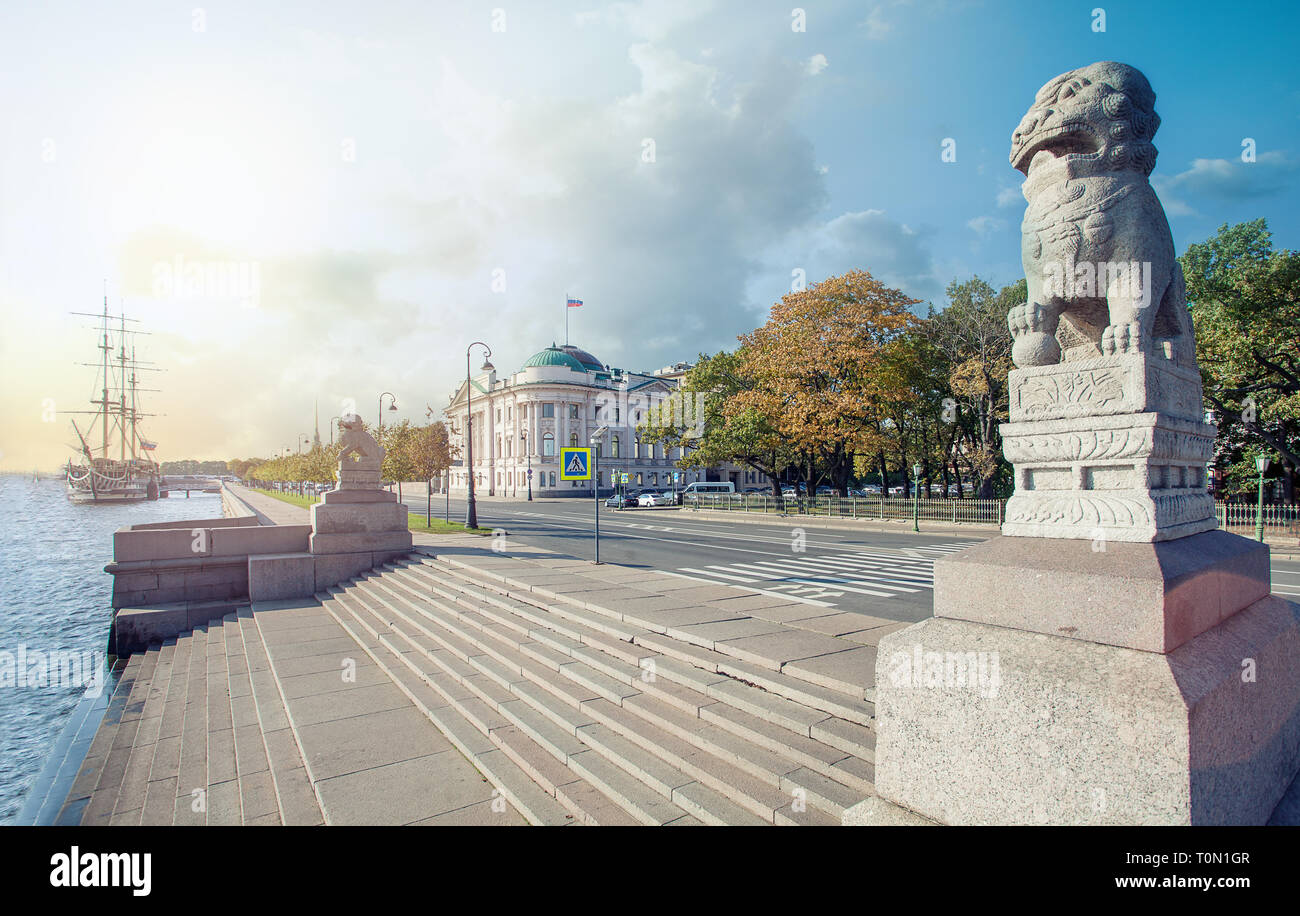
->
[542, 403, 555, 418]
[594, 442, 602, 458]
[614, 407, 620, 422]
[612, 435, 620, 458]
[549, 472, 556, 487]
[506, 406, 512, 420]
[543, 433, 555, 456]
[633, 438, 640, 459]
[593, 405, 601, 419]
[636, 473, 643, 486]
[650, 473, 658, 486]
[568, 404, 579, 419]
[569, 433, 578, 447]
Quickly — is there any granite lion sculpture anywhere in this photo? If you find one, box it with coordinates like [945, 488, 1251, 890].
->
[1006, 61, 1195, 369]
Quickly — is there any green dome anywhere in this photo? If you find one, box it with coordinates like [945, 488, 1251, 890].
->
[522, 347, 586, 371]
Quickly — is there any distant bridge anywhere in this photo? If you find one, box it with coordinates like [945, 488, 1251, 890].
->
[159, 475, 224, 496]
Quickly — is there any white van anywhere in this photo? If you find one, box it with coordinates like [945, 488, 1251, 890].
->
[682, 481, 735, 502]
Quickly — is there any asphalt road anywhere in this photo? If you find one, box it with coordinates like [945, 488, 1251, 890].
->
[400, 493, 1300, 623]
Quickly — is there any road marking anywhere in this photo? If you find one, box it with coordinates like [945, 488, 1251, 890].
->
[657, 570, 835, 607]
[747, 558, 923, 592]
[679, 566, 761, 583]
[723, 563, 900, 598]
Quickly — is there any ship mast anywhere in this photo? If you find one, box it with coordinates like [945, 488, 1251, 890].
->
[99, 293, 110, 458]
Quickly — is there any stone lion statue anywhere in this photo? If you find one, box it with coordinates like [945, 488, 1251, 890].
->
[1007, 61, 1195, 369]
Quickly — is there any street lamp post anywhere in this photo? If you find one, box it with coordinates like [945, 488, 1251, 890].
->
[465, 342, 494, 530]
[329, 416, 341, 445]
[521, 429, 532, 501]
[1255, 455, 1270, 542]
[912, 462, 922, 532]
[378, 392, 397, 435]
[591, 425, 608, 564]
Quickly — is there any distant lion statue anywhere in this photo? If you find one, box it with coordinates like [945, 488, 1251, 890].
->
[1006, 61, 1194, 369]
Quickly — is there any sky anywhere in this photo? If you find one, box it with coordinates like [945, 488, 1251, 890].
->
[1, 0, 1297, 470]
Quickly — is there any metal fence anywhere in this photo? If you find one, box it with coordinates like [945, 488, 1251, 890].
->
[688, 494, 1300, 536]
[1217, 502, 1300, 537]
[687, 493, 1007, 525]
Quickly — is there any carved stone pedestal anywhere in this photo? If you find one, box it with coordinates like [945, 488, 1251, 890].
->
[1001, 354, 1217, 542]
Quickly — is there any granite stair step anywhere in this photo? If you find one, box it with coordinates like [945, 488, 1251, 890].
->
[384, 563, 874, 792]
[344, 570, 872, 823]
[239, 608, 327, 826]
[412, 556, 877, 725]
[326, 585, 708, 825]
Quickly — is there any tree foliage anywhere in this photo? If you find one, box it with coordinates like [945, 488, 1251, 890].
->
[1181, 219, 1299, 501]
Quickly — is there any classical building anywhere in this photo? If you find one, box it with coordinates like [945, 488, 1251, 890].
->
[443, 343, 750, 497]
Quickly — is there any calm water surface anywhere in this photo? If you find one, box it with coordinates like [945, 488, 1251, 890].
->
[0, 475, 223, 822]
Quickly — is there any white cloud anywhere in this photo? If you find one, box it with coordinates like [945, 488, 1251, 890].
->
[753, 209, 941, 308]
[996, 185, 1023, 208]
[806, 54, 829, 76]
[576, 0, 715, 41]
[1154, 151, 1298, 216]
[862, 6, 893, 40]
[966, 215, 1006, 238]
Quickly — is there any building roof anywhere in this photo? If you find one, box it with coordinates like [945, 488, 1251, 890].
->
[521, 344, 604, 373]
[521, 347, 587, 372]
[558, 345, 604, 372]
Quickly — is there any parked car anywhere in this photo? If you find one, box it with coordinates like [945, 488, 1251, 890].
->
[605, 492, 635, 509]
[638, 491, 673, 507]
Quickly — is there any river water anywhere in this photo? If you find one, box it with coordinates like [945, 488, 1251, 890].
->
[0, 475, 223, 823]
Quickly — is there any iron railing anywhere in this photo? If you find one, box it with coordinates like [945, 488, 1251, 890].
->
[1217, 502, 1300, 537]
[686, 494, 1006, 525]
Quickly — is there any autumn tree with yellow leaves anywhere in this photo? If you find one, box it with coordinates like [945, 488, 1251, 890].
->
[733, 270, 920, 495]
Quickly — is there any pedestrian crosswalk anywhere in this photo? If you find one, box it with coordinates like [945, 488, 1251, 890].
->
[675, 542, 981, 606]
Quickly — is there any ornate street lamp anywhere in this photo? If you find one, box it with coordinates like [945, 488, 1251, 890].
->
[521, 428, 532, 501]
[329, 416, 341, 445]
[465, 342, 494, 529]
[912, 462, 923, 532]
[1255, 455, 1271, 542]
[378, 392, 397, 434]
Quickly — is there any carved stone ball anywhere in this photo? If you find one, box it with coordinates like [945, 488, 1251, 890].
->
[1012, 331, 1061, 368]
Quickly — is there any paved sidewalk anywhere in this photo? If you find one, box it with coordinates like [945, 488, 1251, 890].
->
[253, 597, 526, 825]
[226, 484, 310, 526]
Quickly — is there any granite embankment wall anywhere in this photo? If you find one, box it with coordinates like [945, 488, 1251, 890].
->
[106, 486, 311, 653]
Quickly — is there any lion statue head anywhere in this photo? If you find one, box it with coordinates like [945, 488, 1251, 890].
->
[1010, 61, 1160, 179]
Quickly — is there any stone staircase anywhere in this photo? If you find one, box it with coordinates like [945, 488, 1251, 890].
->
[315, 554, 876, 825]
[59, 609, 324, 826]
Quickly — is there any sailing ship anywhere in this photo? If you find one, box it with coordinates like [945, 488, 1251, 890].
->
[64, 296, 161, 504]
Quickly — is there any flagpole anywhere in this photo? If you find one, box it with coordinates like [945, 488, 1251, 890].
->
[565, 293, 569, 346]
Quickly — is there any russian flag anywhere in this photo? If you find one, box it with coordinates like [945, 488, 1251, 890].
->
[566, 297, 583, 308]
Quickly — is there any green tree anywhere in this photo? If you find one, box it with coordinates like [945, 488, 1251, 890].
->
[923, 276, 1020, 498]
[1180, 219, 1299, 502]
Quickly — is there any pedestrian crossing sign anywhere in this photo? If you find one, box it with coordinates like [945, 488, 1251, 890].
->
[560, 447, 592, 480]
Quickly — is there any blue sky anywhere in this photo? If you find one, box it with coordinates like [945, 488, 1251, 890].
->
[1, 0, 1297, 465]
